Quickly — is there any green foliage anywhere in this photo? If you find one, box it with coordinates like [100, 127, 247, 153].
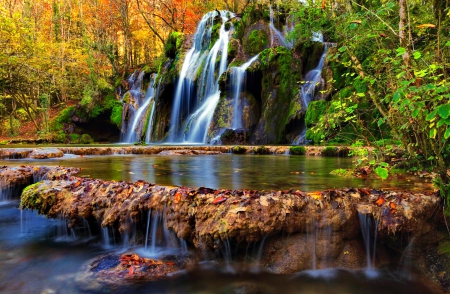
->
[80, 134, 94, 144]
[110, 102, 123, 128]
[375, 167, 389, 180]
[231, 146, 247, 154]
[69, 133, 80, 143]
[290, 146, 306, 155]
[305, 100, 328, 127]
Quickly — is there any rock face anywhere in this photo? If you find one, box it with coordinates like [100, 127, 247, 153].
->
[142, 5, 333, 144]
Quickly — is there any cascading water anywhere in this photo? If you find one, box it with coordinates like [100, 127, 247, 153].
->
[120, 71, 145, 142]
[293, 33, 328, 145]
[230, 55, 259, 129]
[269, 5, 293, 49]
[358, 213, 379, 271]
[168, 11, 234, 143]
[123, 73, 158, 143]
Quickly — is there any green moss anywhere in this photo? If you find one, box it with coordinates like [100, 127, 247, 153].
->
[80, 134, 94, 144]
[290, 146, 306, 155]
[305, 100, 328, 128]
[164, 32, 184, 59]
[439, 241, 450, 257]
[69, 133, 80, 143]
[110, 102, 123, 128]
[322, 146, 338, 156]
[244, 29, 268, 55]
[254, 146, 270, 155]
[231, 146, 247, 154]
[330, 169, 354, 178]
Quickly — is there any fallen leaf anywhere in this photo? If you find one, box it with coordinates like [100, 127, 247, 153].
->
[389, 202, 396, 209]
[166, 261, 175, 266]
[212, 196, 227, 205]
[128, 266, 134, 276]
[174, 192, 182, 204]
[376, 196, 385, 206]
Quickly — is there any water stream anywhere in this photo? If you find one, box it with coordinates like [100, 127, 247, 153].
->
[123, 73, 158, 143]
[168, 11, 234, 143]
[294, 32, 328, 145]
[0, 154, 440, 293]
[230, 55, 259, 129]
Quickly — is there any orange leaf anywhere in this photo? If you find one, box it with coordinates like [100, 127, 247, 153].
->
[212, 196, 227, 204]
[376, 196, 385, 206]
[128, 266, 134, 276]
[166, 261, 175, 266]
[389, 202, 396, 209]
[174, 192, 182, 204]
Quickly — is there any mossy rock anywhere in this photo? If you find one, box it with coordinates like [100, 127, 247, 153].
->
[290, 146, 306, 155]
[253, 146, 271, 155]
[330, 169, 354, 178]
[164, 32, 184, 59]
[321, 146, 350, 157]
[80, 134, 94, 144]
[231, 146, 247, 154]
[305, 100, 329, 128]
[244, 29, 269, 55]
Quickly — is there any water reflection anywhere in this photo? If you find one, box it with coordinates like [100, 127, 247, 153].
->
[0, 154, 434, 191]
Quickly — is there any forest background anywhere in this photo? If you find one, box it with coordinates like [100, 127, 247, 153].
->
[0, 0, 449, 206]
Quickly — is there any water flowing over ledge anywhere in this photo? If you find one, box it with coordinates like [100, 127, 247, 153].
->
[1, 165, 447, 292]
[14, 166, 439, 248]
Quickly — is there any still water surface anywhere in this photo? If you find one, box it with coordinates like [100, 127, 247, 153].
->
[1, 153, 433, 191]
[0, 154, 438, 293]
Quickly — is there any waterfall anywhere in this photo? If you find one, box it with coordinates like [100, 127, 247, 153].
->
[358, 213, 379, 270]
[269, 5, 293, 49]
[230, 55, 259, 129]
[122, 73, 158, 143]
[293, 33, 328, 145]
[167, 11, 234, 143]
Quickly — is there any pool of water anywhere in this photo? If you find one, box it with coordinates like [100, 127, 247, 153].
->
[0, 154, 439, 293]
[0, 154, 434, 191]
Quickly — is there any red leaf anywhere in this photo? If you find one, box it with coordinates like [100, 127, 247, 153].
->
[212, 196, 227, 204]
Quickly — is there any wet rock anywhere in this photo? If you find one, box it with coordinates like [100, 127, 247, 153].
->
[157, 150, 223, 156]
[76, 252, 197, 290]
[29, 148, 64, 159]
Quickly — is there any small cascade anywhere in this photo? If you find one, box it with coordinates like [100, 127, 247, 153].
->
[358, 213, 379, 270]
[53, 216, 77, 242]
[120, 71, 145, 142]
[269, 5, 293, 49]
[123, 73, 158, 143]
[141, 209, 179, 257]
[293, 32, 328, 145]
[230, 55, 259, 129]
[102, 227, 112, 249]
[0, 182, 13, 204]
[168, 10, 234, 143]
[251, 235, 268, 272]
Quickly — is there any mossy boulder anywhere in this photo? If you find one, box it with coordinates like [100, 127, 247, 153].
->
[243, 24, 270, 55]
[251, 47, 302, 144]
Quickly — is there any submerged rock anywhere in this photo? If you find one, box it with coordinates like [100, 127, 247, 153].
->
[76, 253, 198, 291]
